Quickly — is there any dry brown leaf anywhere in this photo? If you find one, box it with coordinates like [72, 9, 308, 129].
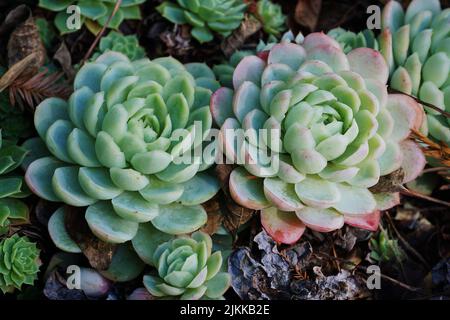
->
[201, 196, 224, 235]
[215, 164, 255, 233]
[0, 52, 38, 91]
[221, 14, 262, 57]
[54, 42, 76, 82]
[295, 0, 322, 31]
[369, 169, 405, 193]
[64, 206, 116, 270]
[7, 16, 46, 76]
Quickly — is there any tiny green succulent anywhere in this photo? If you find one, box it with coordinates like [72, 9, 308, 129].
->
[211, 32, 426, 244]
[26, 51, 221, 245]
[369, 228, 406, 264]
[39, 0, 145, 34]
[0, 234, 40, 294]
[328, 0, 450, 146]
[0, 131, 30, 236]
[143, 231, 231, 300]
[157, 0, 247, 43]
[92, 31, 146, 61]
[256, 0, 286, 37]
[327, 28, 378, 54]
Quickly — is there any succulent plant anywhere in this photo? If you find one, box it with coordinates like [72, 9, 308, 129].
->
[369, 228, 406, 264]
[327, 28, 378, 54]
[143, 231, 231, 299]
[381, 0, 450, 146]
[0, 234, 40, 294]
[92, 31, 146, 61]
[255, 0, 286, 37]
[157, 0, 247, 43]
[210, 32, 426, 244]
[328, 0, 450, 146]
[26, 51, 221, 244]
[214, 32, 305, 88]
[0, 131, 30, 236]
[39, 0, 145, 34]
[35, 17, 57, 50]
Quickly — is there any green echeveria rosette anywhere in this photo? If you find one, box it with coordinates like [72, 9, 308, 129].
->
[328, 0, 450, 146]
[157, 0, 247, 43]
[210, 32, 426, 244]
[39, 0, 145, 34]
[0, 131, 30, 236]
[143, 231, 231, 300]
[381, 0, 450, 146]
[92, 31, 146, 61]
[25, 51, 221, 246]
[256, 0, 286, 37]
[0, 235, 40, 294]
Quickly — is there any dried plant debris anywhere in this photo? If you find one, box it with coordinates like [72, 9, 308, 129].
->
[229, 230, 371, 300]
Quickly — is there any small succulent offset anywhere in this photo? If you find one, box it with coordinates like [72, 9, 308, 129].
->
[328, 0, 450, 146]
[210, 32, 426, 244]
[369, 228, 406, 264]
[327, 28, 378, 54]
[0, 131, 30, 236]
[0, 234, 40, 294]
[26, 51, 221, 245]
[143, 231, 231, 300]
[92, 31, 146, 61]
[157, 0, 247, 43]
[255, 0, 286, 37]
[39, 0, 145, 34]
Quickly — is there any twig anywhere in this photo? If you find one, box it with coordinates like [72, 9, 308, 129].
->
[385, 213, 431, 270]
[399, 185, 450, 208]
[422, 167, 450, 174]
[388, 87, 450, 118]
[314, 252, 422, 292]
[81, 0, 122, 65]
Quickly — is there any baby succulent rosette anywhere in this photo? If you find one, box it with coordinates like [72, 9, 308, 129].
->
[327, 28, 379, 54]
[0, 235, 40, 294]
[256, 0, 286, 37]
[25, 51, 221, 245]
[92, 31, 146, 61]
[210, 32, 426, 244]
[143, 231, 230, 300]
[0, 132, 30, 236]
[157, 0, 247, 43]
[39, 0, 145, 34]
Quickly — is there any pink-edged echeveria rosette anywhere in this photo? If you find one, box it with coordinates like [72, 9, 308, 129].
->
[210, 32, 426, 244]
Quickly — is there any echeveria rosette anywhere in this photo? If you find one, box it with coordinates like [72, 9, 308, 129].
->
[256, 0, 286, 37]
[210, 32, 426, 244]
[156, 0, 247, 43]
[39, 0, 145, 34]
[92, 31, 146, 61]
[328, 0, 450, 146]
[0, 235, 40, 294]
[26, 51, 221, 245]
[0, 132, 30, 236]
[143, 231, 231, 300]
[381, 0, 450, 146]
